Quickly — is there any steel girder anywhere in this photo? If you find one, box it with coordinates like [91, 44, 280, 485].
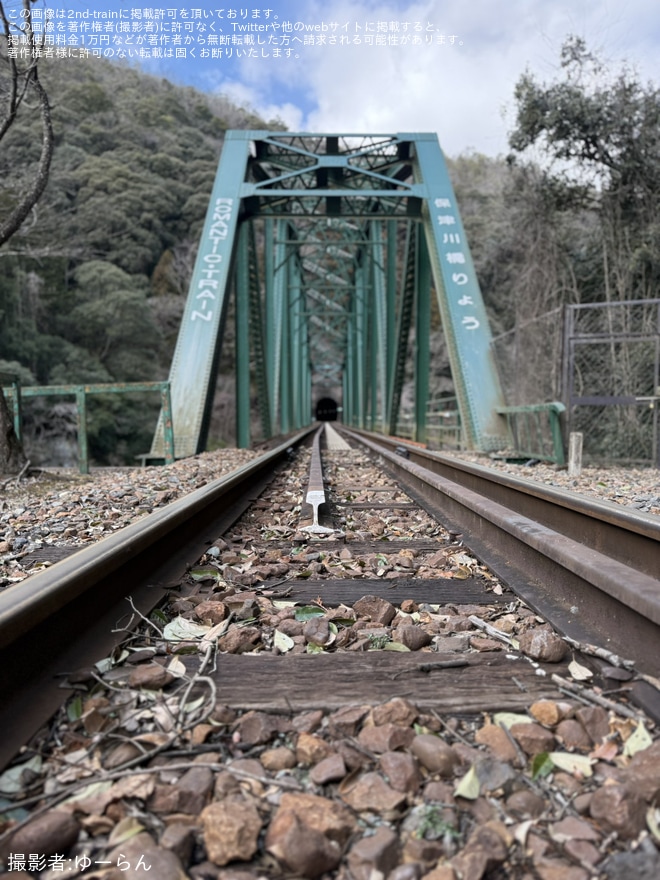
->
[150, 132, 507, 456]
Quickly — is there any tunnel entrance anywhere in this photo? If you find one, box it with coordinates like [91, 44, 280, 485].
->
[315, 397, 338, 422]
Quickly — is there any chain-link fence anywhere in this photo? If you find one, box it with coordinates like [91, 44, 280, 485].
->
[563, 300, 660, 466]
[491, 308, 563, 406]
[382, 301, 660, 465]
[492, 300, 660, 465]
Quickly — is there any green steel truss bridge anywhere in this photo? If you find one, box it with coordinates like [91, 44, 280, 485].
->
[150, 132, 508, 458]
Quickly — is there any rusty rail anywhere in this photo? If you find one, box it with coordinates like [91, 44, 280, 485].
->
[0, 428, 315, 769]
[2, 422, 659, 768]
[340, 427, 660, 699]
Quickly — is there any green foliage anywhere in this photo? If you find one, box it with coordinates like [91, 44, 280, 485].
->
[508, 35, 660, 301]
[415, 805, 459, 841]
[62, 82, 114, 116]
[510, 37, 660, 196]
[445, 37, 660, 422]
[531, 752, 554, 780]
[47, 344, 113, 385]
[0, 55, 279, 464]
[72, 261, 149, 299]
[0, 360, 35, 386]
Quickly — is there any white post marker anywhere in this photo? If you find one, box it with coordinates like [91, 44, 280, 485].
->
[568, 432, 583, 478]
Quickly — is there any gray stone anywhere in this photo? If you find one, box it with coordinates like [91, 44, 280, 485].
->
[393, 625, 433, 651]
[600, 844, 660, 880]
[341, 771, 408, 814]
[358, 722, 415, 754]
[380, 751, 422, 793]
[265, 809, 342, 878]
[517, 628, 567, 662]
[309, 753, 347, 785]
[347, 827, 400, 880]
[353, 595, 397, 625]
[589, 783, 646, 840]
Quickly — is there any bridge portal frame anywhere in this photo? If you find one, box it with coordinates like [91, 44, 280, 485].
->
[150, 132, 507, 457]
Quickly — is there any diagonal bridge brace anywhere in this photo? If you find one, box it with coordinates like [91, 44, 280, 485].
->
[150, 132, 508, 459]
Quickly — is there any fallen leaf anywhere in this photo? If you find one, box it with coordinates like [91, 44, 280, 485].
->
[95, 657, 115, 673]
[589, 740, 619, 762]
[0, 756, 43, 795]
[531, 752, 554, 780]
[183, 695, 207, 715]
[67, 694, 83, 722]
[548, 752, 593, 778]
[274, 629, 295, 653]
[454, 765, 480, 800]
[514, 820, 535, 847]
[494, 712, 532, 729]
[189, 566, 222, 581]
[162, 616, 211, 641]
[199, 618, 232, 650]
[449, 552, 476, 569]
[294, 604, 326, 621]
[110, 774, 155, 801]
[623, 721, 653, 757]
[568, 659, 593, 681]
[61, 780, 114, 806]
[610, 717, 636, 742]
[647, 807, 660, 841]
[167, 656, 187, 677]
[134, 732, 171, 748]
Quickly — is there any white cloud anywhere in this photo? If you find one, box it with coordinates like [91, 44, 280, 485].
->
[217, 0, 660, 157]
[213, 80, 305, 129]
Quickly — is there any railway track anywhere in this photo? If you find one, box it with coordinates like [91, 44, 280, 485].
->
[1, 426, 659, 878]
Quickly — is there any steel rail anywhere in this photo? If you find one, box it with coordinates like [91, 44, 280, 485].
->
[301, 425, 348, 534]
[340, 427, 660, 687]
[3, 422, 658, 767]
[345, 429, 660, 566]
[0, 428, 314, 769]
[301, 426, 333, 534]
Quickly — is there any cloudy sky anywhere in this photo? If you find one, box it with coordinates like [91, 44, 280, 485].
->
[57, 0, 659, 158]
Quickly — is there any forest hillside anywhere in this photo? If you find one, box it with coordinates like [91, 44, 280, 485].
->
[0, 56, 282, 463]
[2, 38, 660, 464]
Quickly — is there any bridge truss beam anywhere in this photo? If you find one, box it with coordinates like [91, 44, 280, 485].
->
[151, 132, 507, 457]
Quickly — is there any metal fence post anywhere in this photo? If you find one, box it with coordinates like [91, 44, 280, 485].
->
[160, 382, 175, 464]
[76, 387, 89, 474]
[11, 378, 22, 442]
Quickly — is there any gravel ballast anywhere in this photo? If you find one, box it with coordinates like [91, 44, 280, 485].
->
[0, 446, 658, 879]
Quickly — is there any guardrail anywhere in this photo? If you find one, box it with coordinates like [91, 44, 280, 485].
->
[2, 381, 175, 474]
[355, 400, 564, 463]
[496, 402, 566, 465]
[382, 398, 463, 450]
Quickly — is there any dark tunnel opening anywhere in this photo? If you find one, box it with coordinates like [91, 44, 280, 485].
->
[315, 397, 339, 422]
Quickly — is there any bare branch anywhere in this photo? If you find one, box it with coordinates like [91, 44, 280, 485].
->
[0, 0, 54, 247]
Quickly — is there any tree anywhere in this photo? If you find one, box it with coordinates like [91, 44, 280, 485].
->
[508, 35, 660, 301]
[508, 37, 660, 457]
[0, 0, 54, 471]
[0, 0, 53, 247]
[0, 34, 285, 463]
